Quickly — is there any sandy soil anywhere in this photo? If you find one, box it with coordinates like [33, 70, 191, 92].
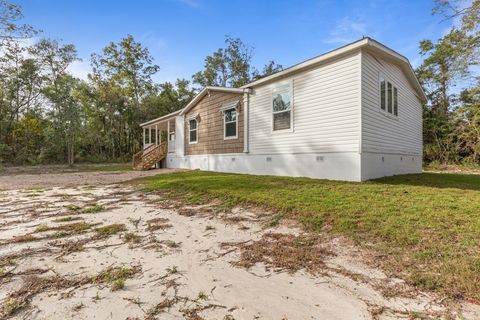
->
[0, 183, 479, 319]
[0, 168, 181, 190]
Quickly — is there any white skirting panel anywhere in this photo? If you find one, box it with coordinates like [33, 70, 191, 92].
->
[361, 152, 422, 181]
[166, 152, 362, 182]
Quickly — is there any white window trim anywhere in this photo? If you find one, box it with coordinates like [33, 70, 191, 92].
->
[378, 73, 399, 118]
[271, 80, 294, 133]
[223, 107, 238, 140]
[188, 118, 198, 144]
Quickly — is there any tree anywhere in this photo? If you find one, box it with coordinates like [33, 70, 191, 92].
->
[89, 35, 160, 156]
[31, 39, 80, 166]
[193, 36, 284, 88]
[193, 36, 254, 88]
[454, 86, 480, 162]
[0, 41, 44, 163]
[43, 75, 84, 166]
[0, 0, 36, 46]
[417, 0, 480, 165]
[90, 35, 159, 108]
[253, 60, 283, 80]
[142, 79, 196, 119]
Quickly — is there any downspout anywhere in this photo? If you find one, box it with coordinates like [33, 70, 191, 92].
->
[243, 88, 251, 153]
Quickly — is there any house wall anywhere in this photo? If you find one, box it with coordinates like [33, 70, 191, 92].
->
[247, 51, 362, 155]
[184, 91, 244, 155]
[360, 50, 423, 180]
[165, 47, 423, 182]
[167, 51, 364, 181]
[166, 152, 362, 181]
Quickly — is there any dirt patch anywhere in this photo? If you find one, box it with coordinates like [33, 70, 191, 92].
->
[0, 184, 479, 319]
[0, 168, 183, 190]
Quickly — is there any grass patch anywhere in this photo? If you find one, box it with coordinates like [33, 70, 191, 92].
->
[94, 224, 127, 239]
[145, 170, 480, 301]
[93, 266, 137, 291]
[162, 240, 180, 248]
[65, 204, 81, 212]
[123, 232, 141, 245]
[34, 224, 49, 233]
[81, 204, 105, 214]
[54, 216, 83, 223]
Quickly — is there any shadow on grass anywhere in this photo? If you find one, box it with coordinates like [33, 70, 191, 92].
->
[373, 172, 480, 191]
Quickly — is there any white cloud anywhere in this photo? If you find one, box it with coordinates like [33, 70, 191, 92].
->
[324, 16, 367, 45]
[67, 60, 90, 81]
[141, 32, 167, 51]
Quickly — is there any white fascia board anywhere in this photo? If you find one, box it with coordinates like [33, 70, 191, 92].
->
[241, 37, 427, 103]
[241, 38, 369, 88]
[140, 109, 183, 127]
[179, 86, 247, 116]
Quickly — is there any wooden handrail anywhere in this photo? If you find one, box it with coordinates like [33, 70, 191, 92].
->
[132, 143, 168, 170]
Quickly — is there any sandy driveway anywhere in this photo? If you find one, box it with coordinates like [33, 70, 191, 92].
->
[0, 173, 479, 319]
[0, 168, 181, 190]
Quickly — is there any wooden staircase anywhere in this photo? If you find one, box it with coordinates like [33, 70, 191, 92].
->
[132, 143, 167, 170]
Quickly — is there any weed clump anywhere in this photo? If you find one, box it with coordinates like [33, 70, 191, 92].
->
[82, 204, 104, 214]
[146, 218, 172, 232]
[94, 266, 139, 291]
[223, 232, 331, 274]
[13, 234, 36, 243]
[123, 232, 141, 245]
[34, 224, 49, 233]
[94, 224, 127, 239]
[54, 216, 83, 223]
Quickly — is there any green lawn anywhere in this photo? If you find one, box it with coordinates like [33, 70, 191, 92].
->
[145, 171, 480, 301]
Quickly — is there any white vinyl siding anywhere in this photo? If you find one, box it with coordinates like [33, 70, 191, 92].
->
[362, 51, 422, 155]
[248, 52, 361, 154]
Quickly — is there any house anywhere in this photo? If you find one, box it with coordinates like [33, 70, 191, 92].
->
[135, 37, 426, 181]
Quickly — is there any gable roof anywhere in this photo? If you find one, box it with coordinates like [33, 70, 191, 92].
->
[179, 86, 246, 116]
[242, 37, 427, 103]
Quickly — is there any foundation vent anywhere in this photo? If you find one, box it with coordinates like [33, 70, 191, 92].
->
[316, 156, 324, 162]
[266, 156, 272, 162]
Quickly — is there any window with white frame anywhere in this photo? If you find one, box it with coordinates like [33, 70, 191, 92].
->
[379, 75, 399, 116]
[272, 82, 292, 131]
[189, 119, 198, 143]
[224, 108, 237, 139]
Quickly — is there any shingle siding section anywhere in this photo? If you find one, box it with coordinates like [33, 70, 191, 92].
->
[184, 91, 244, 155]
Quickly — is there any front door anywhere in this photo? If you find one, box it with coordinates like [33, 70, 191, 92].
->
[168, 132, 175, 153]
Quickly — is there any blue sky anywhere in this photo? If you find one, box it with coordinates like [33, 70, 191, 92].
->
[17, 0, 453, 84]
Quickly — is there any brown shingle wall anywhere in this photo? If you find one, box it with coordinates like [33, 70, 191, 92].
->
[185, 91, 244, 155]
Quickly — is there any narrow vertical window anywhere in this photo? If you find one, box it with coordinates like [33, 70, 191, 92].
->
[272, 83, 292, 131]
[380, 78, 386, 110]
[393, 87, 398, 116]
[224, 108, 237, 139]
[189, 119, 197, 143]
[387, 82, 393, 114]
